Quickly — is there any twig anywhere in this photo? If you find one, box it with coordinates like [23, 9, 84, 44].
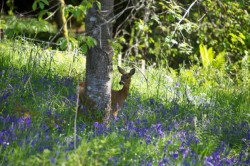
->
[45, 14, 73, 49]
[74, 83, 80, 150]
[171, 0, 198, 37]
[24, 75, 38, 104]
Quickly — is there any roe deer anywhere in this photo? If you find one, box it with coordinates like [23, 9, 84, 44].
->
[78, 66, 135, 117]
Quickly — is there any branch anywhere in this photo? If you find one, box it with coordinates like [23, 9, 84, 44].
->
[171, 0, 198, 37]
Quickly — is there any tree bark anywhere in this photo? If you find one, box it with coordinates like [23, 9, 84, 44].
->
[84, 0, 114, 122]
[53, 0, 68, 39]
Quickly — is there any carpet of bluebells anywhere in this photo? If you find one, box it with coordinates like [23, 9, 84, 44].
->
[0, 39, 250, 165]
[0, 67, 249, 166]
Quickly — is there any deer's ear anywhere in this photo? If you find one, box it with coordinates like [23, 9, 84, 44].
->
[129, 68, 135, 76]
[118, 66, 126, 74]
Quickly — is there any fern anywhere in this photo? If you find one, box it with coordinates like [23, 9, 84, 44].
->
[199, 44, 209, 68]
[199, 44, 215, 68]
[213, 51, 226, 69]
[199, 44, 226, 69]
[208, 47, 214, 63]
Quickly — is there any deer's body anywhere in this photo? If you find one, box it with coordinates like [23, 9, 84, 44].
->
[78, 66, 135, 117]
[111, 78, 131, 116]
[78, 82, 86, 108]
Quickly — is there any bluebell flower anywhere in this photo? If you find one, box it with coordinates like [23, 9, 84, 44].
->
[38, 145, 52, 152]
[152, 123, 164, 136]
[50, 157, 56, 165]
[136, 118, 140, 124]
[172, 152, 178, 160]
[149, 98, 155, 105]
[158, 161, 164, 166]
[41, 123, 49, 132]
[225, 157, 235, 165]
[182, 148, 190, 159]
[145, 135, 152, 144]
[0, 116, 4, 122]
[1, 91, 11, 101]
[146, 161, 153, 166]
[127, 121, 134, 130]
[25, 115, 32, 127]
[94, 122, 99, 128]
[17, 117, 25, 125]
[123, 101, 128, 108]
[247, 130, 250, 140]
[0, 131, 5, 145]
[175, 82, 180, 88]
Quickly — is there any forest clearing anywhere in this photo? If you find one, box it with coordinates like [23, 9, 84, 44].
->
[0, 0, 249, 165]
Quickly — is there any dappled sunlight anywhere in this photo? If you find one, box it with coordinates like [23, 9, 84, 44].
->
[0, 0, 250, 164]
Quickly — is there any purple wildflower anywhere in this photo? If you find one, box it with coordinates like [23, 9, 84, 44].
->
[150, 98, 155, 105]
[50, 157, 56, 165]
[182, 148, 190, 159]
[173, 152, 178, 159]
[152, 123, 164, 136]
[94, 122, 99, 128]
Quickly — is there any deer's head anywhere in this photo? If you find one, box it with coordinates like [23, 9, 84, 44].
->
[118, 66, 135, 86]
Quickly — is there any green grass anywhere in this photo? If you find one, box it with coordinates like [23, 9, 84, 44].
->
[0, 39, 249, 165]
[2, 16, 56, 40]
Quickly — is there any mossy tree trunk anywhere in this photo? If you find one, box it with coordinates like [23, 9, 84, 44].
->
[52, 0, 68, 40]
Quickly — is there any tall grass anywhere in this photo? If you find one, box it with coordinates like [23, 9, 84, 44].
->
[0, 39, 249, 165]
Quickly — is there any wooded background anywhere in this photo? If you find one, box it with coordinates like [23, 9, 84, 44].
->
[1, 0, 249, 69]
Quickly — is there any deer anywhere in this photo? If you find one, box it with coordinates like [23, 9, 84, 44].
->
[78, 66, 135, 117]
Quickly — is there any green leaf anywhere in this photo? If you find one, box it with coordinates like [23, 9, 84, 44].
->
[41, 0, 49, 5]
[230, 33, 245, 45]
[96, 1, 101, 10]
[81, 44, 88, 54]
[214, 51, 226, 69]
[66, 5, 74, 13]
[38, 10, 48, 21]
[57, 37, 68, 50]
[32, 2, 37, 10]
[208, 47, 214, 63]
[68, 37, 78, 49]
[0, 19, 6, 29]
[86, 36, 97, 48]
[39, 2, 45, 10]
[73, 7, 82, 18]
[200, 44, 209, 68]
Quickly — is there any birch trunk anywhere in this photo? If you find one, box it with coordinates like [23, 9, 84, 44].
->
[84, 0, 114, 122]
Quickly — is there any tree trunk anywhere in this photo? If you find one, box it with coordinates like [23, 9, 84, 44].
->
[0, 29, 3, 40]
[84, 0, 114, 122]
[53, 0, 68, 39]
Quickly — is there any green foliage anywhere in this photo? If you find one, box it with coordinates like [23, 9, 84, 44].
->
[196, 1, 250, 63]
[2, 16, 56, 38]
[57, 37, 69, 50]
[0, 19, 7, 29]
[32, 0, 49, 10]
[0, 39, 85, 77]
[0, 39, 249, 165]
[57, 36, 83, 51]
[199, 44, 226, 69]
[32, 0, 50, 21]
[6, 0, 14, 15]
[2, 0, 250, 68]
[113, 0, 198, 67]
[78, 36, 97, 54]
[112, 0, 250, 68]
[66, 133, 122, 165]
[65, 0, 93, 22]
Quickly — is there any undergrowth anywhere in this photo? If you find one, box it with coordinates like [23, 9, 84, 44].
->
[0, 39, 249, 165]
